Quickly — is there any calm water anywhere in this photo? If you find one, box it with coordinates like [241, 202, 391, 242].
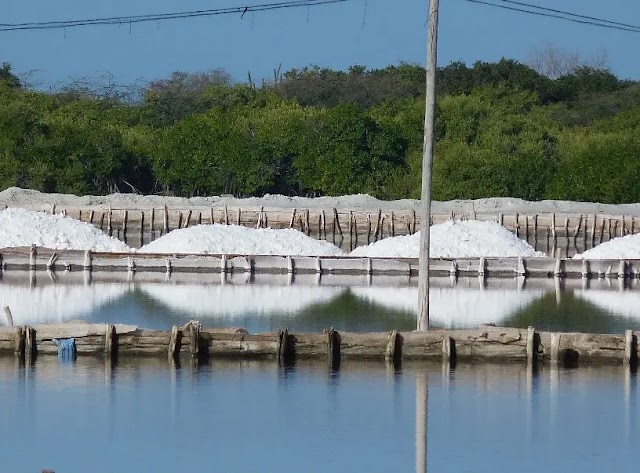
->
[2, 272, 640, 472]
[2, 271, 640, 334]
[0, 358, 637, 473]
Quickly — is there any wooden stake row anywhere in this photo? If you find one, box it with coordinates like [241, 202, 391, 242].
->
[1, 323, 637, 369]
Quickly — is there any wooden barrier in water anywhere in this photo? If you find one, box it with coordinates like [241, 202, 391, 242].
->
[0, 322, 636, 369]
[2, 246, 640, 279]
[24, 205, 640, 248]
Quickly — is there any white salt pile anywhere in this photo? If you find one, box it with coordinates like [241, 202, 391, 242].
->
[350, 220, 543, 258]
[139, 224, 344, 256]
[574, 233, 640, 259]
[0, 208, 131, 252]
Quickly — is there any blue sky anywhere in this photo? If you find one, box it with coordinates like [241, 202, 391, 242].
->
[2, 0, 639, 87]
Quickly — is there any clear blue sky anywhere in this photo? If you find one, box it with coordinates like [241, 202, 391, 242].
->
[2, 0, 639, 87]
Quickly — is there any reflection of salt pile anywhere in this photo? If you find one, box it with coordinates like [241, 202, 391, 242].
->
[350, 286, 546, 328]
[574, 290, 640, 319]
[0, 283, 128, 325]
[574, 234, 640, 259]
[0, 208, 130, 252]
[139, 225, 344, 256]
[350, 220, 543, 258]
[139, 284, 346, 318]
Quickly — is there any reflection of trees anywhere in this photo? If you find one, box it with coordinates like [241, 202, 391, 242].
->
[99, 287, 418, 332]
[503, 291, 639, 334]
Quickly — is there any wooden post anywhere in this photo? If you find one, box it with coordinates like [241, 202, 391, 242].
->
[411, 209, 417, 234]
[442, 335, 453, 361]
[563, 217, 569, 239]
[140, 211, 145, 244]
[391, 211, 396, 237]
[624, 330, 634, 365]
[99, 211, 105, 231]
[418, 0, 439, 332]
[122, 210, 128, 241]
[184, 210, 192, 228]
[25, 326, 36, 361]
[237, 208, 242, 226]
[573, 215, 582, 241]
[256, 206, 263, 229]
[533, 214, 538, 242]
[620, 216, 625, 237]
[550, 333, 561, 364]
[150, 208, 155, 235]
[83, 250, 92, 271]
[29, 244, 37, 270]
[619, 260, 627, 278]
[524, 215, 529, 241]
[13, 326, 25, 357]
[333, 209, 343, 237]
[189, 323, 200, 359]
[277, 328, 291, 363]
[551, 213, 556, 240]
[107, 207, 113, 236]
[105, 324, 116, 360]
[289, 209, 297, 228]
[515, 213, 519, 238]
[305, 209, 310, 236]
[321, 210, 327, 238]
[224, 204, 229, 225]
[366, 215, 372, 243]
[163, 205, 169, 234]
[210, 207, 215, 225]
[517, 257, 527, 276]
[590, 214, 597, 247]
[526, 326, 536, 363]
[327, 328, 340, 370]
[373, 209, 382, 241]
[385, 330, 400, 363]
[89, 210, 95, 225]
[498, 212, 504, 226]
[168, 325, 180, 360]
[177, 212, 183, 230]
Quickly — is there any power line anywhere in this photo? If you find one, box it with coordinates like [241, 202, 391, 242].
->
[0, 0, 351, 32]
[501, 0, 640, 31]
[462, 0, 640, 33]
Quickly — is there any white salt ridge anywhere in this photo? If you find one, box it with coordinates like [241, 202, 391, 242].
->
[350, 220, 544, 258]
[0, 208, 131, 252]
[574, 233, 640, 259]
[139, 224, 344, 256]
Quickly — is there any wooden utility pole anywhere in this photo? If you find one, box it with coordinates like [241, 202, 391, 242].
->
[418, 0, 440, 331]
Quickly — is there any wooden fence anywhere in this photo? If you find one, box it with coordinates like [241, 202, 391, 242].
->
[27, 205, 640, 251]
[0, 322, 637, 370]
[1, 246, 640, 279]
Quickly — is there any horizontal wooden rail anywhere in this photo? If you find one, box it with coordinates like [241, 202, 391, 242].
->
[0, 322, 637, 370]
[2, 247, 640, 279]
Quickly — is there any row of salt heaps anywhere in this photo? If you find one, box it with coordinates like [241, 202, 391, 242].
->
[0, 207, 555, 257]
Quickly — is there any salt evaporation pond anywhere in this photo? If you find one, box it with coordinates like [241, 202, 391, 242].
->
[0, 358, 637, 473]
[3, 272, 640, 333]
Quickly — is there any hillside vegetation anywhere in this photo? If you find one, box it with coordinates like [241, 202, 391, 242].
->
[1, 59, 639, 203]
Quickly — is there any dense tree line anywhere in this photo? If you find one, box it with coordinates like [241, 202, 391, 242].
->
[1, 58, 639, 203]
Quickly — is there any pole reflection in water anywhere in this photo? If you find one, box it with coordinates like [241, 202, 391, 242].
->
[415, 371, 428, 473]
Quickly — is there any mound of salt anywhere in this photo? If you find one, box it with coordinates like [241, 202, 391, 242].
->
[574, 233, 640, 260]
[138, 224, 344, 256]
[0, 208, 131, 252]
[350, 220, 543, 258]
